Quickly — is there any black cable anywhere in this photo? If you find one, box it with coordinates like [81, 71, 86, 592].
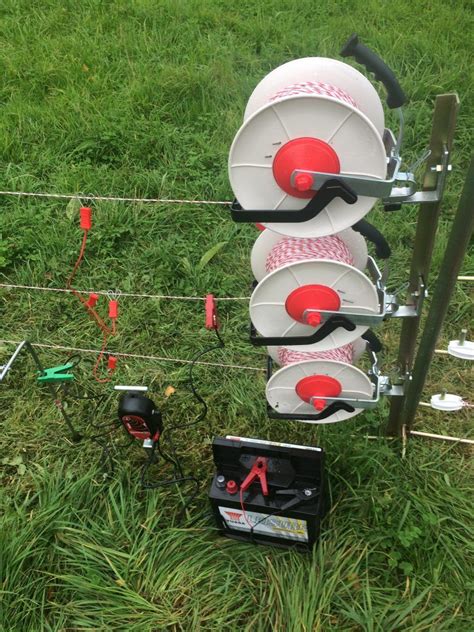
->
[139, 327, 224, 516]
[140, 441, 200, 500]
[166, 327, 224, 434]
[65, 353, 83, 369]
[249, 508, 286, 544]
[59, 374, 122, 478]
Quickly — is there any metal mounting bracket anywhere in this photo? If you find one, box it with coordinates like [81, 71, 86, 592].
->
[292, 135, 451, 206]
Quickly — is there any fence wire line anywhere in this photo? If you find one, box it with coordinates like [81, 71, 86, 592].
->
[0, 282, 250, 302]
[0, 190, 232, 205]
[0, 339, 265, 372]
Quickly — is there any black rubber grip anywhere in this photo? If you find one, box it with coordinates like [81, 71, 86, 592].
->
[361, 329, 383, 353]
[352, 219, 391, 259]
[340, 34, 407, 109]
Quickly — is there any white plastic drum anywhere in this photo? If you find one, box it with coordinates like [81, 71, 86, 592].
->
[229, 95, 387, 238]
[244, 57, 385, 136]
[250, 259, 379, 351]
[266, 359, 374, 423]
[251, 227, 368, 281]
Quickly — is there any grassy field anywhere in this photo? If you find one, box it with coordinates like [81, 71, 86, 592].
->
[1, 0, 473, 630]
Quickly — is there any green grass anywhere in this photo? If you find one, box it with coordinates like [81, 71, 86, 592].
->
[0, 0, 473, 629]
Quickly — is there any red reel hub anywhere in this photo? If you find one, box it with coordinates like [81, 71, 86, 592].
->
[285, 284, 341, 327]
[295, 374, 342, 411]
[272, 137, 340, 199]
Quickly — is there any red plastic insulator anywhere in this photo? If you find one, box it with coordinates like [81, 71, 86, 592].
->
[108, 300, 119, 319]
[295, 374, 342, 412]
[272, 137, 340, 199]
[85, 292, 99, 308]
[107, 356, 118, 371]
[205, 293, 219, 330]
[80, 207, 92, 231]
[285, 284, 341, 326]
[226, 480, 238, 495]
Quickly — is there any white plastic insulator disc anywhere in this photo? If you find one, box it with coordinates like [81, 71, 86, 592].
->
[250, 259, 379, 352]
[430, 394, 464, 411]
[229, 95, 387, 238]
[244, 57, 385, 136]
[266, 359, 374, 423]
[250, 227, 368, 282]
[447, 340, 474, 360]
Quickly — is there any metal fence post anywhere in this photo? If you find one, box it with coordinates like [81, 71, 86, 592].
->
[387, 93, 459, 435]
[401, 155, 474, 430]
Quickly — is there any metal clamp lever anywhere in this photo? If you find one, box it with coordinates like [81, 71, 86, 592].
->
[230, 179, 357, 223]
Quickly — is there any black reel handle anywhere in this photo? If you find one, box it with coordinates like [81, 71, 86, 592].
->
[340, 34, 407, 109]
[230, 179, 357, 223]
[251, 314, 356, 347]
[361, 329, 383, 353]
[267, 400, 355, 422]
[352, 219, 391, 259]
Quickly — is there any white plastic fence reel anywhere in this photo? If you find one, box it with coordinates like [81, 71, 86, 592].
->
[229, 95, 387, 238]
[251, 227, 368, 281]
[266, 359, 374, 423]
[250, 259, 379, 351]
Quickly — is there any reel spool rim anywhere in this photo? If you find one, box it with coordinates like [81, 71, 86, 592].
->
[229, 94, 387, 238]
[250, 226, 369, 281]
[243, 56, 385, 136]
[266, 358, 373, 423]
[250, 258, 379, 352]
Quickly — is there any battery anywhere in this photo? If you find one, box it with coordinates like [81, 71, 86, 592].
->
[209, 436, 326, 551]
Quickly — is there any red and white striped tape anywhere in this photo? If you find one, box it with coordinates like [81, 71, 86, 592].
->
[277, 343, 354, 366]
[269, 80, 357, 108]
[265, 234, 354, 273]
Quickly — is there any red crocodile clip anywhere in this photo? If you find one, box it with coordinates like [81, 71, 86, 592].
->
[240, 456, 268, 496]
[205, 293, 219, 330]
